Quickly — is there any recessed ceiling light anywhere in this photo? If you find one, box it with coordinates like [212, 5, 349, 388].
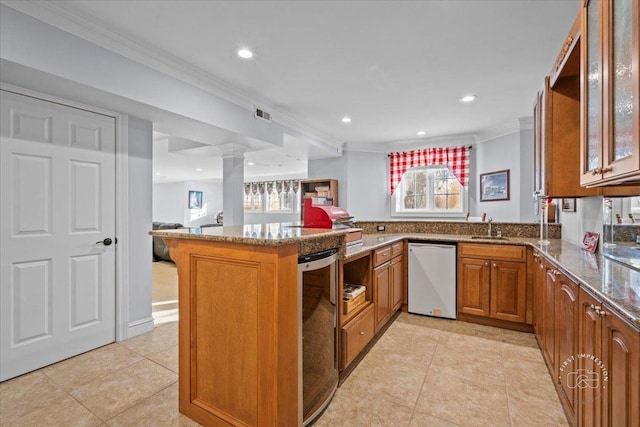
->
[247, 162, 255, 166]
[195, 168, 203, 172]
[237, 48, 253, 59]
[417, 130, 426, 136]
[341, 116, 352, 123]
[460, 94, 477, 103]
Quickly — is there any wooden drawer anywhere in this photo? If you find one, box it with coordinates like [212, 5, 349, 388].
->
[458, 243, 526, 262]
[341, 304, 375, 368]
[391, 241, 403, 257]
[373, 245, 392, 266]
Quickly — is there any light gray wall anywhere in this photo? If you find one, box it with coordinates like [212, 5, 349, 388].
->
[557, 196, 603, 249]
[153, 182, 185, 224]
[519, 128, 536, 222]
[342, 131, 532, 222]
[344, 150, 390, 220]
[126, 116, 154, 327]
[474, 132, 522, 222]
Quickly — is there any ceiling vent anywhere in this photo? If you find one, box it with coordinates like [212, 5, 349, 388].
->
[254, 108, 272, 122]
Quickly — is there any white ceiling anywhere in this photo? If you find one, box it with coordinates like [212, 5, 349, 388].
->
[3, 0, 580, 182]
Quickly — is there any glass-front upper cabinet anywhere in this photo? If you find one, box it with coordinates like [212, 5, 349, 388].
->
[581, 0, 640, 186]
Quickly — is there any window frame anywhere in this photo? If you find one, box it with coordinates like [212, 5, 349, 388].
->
[391, 166, 468, 218]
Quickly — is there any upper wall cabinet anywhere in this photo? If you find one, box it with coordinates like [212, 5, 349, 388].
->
[533, 14, 600, 198]
[581, 0, 640, 186]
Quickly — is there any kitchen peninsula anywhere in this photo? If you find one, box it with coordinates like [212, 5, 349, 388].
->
[151, 221, 640, 427]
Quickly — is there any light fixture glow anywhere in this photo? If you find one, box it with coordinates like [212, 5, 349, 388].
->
[195, 168, 203, 172]
[460, 94, 477, 103]
[247, 162, 255, 166]
[341, 116, 352, 123]
[237, 48, 253, 59]
[417, 130, 426, 136]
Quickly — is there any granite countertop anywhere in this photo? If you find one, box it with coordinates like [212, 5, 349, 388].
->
[150, 222, 351, 246]
[151, 224, 639, 327]
[531, 240, 640, 329]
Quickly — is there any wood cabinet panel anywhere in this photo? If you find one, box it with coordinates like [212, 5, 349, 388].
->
[541, 265, 557, 371]
[373, 263, 391, 333]
[555, 275, 579, 426]
[458, 243, 526, 262]
[457, 258, 490, 317]
[373, 246, 392, 266]
[532, 252, 545, 340]
[341, 304, 375, 369]
[601, 305, 640, 427]
[165, 238, 299, 427]
[391, 255, 404, 311]
[578, 289, 603, 427]
[490, 261, 527, 323]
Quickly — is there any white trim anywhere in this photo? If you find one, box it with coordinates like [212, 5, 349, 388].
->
[127, 316, 155, 337]
[115, 114, 130, 341]
[0, 82, 130, 342]
[2, 0, 344, 150]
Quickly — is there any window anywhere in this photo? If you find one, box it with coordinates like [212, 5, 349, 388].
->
[392, 167, 466, 217]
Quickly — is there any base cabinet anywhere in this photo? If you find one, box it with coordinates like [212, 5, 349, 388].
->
[578, 288, 640, 427]
[341, 304, 375, 368]
[373, 243, 404, 333]
[457, 244, 527, 327]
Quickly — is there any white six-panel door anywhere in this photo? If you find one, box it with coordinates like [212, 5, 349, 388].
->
[0, 90, 116, 381]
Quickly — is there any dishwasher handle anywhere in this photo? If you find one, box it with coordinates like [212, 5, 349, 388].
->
[409, 243, 456, 250]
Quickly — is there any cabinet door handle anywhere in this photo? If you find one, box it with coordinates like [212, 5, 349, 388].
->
[359, 331, 365, 335]
[591, 167, 602, 176]
[492, 263, 497, 268]
[601, 166, 613, 174]
[484, 262, 489, 267]
[552, 269, 560, 276]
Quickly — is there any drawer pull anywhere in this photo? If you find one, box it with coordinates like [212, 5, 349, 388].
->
[359, 331, 365, 335]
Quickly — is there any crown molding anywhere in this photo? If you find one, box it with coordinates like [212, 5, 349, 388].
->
[1, 0, 343, 149]
[344, 133, 477, 153]
[518, 115, 534, 130]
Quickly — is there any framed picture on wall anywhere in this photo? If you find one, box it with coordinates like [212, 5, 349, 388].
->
[562, 198, 576, 212]
[479, 169, 510, 202]
[188, 190, 202, 209]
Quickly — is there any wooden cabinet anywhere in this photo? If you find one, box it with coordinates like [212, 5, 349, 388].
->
[533, 15, 601, 198]
[372, 242, 404, 333]
[160, 238, 299, 427]
[390, 242, 404, 311]
[457, 244, 528, 329]
[581, 0, 640, 186]
[300, 179, 338, 218]
[554, 271, 579, 426]
[532, 251, 545, 341]
[341, 304, 375, 369]
[577, 287, 640, 427]
[373, 261, 392, 333]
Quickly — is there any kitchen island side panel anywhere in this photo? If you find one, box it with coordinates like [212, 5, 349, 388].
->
[166, 238, 298, 427]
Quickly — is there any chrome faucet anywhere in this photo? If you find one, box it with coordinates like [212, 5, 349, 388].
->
[487, 217, 493, 236]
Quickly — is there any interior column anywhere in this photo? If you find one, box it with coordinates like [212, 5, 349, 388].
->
[221, 147, 245, 226]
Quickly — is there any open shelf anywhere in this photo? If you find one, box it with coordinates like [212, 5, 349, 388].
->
[340, 251, 371, 326]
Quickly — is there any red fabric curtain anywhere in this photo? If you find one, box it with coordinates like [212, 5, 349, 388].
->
[389, 146, 470, 194]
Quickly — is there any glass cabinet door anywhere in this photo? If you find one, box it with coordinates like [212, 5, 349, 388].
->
[585, 0, 601, 176]
[609, 0, 633, 164]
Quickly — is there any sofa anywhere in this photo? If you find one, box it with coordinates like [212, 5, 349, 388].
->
[152, 222, 185, 262]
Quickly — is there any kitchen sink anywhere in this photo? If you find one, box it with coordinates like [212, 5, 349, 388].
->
[470, 236, 509, 240]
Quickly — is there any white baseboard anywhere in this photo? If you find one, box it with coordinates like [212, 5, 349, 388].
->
[124, 316, 155, 340]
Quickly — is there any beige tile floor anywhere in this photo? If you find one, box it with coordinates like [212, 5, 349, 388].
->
[0, 313, 567, 427]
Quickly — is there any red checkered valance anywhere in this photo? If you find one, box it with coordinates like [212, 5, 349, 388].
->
[389, 146, 470, 194]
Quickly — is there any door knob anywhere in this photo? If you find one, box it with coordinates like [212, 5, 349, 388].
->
[96, 238, 113, 246]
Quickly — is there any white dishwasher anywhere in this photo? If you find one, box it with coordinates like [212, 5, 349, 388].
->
[408, 242, 457, 319]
